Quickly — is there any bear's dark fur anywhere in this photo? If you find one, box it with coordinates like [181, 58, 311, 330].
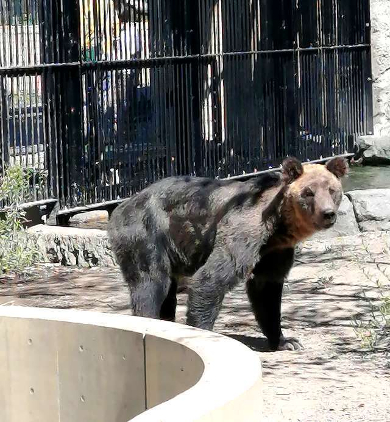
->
[108, 157, 348, 350]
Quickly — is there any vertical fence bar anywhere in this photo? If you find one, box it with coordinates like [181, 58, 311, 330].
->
[59, 0, 83, 208]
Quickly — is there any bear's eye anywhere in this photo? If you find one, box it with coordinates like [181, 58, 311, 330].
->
[329, 188, 335, 195]
[303, 188, 314, 198]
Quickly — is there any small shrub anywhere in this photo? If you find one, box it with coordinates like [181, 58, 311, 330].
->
[352, 282, 390, 351]
[0, 165, 41, 274]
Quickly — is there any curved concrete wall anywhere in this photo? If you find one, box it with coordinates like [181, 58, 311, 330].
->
[0, 307, 262, 422]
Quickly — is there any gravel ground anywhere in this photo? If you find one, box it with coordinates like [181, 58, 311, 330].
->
[1, 232, 389, 421]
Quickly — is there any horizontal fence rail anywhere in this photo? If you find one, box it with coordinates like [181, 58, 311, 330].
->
[0, 0, 373, 213]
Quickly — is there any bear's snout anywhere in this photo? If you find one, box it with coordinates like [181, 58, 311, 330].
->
[322, 209, 337, 227]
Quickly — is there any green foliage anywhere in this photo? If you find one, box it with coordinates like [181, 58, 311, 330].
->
[0, 165, 41, 274]
[0, 165, 29, 204]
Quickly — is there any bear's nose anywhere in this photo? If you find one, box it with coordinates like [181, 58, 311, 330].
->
[323, 210, 336, 221]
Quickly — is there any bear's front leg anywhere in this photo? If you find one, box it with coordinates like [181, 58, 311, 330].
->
[186, 248, 237, 330]
[247, 248, 303, 351]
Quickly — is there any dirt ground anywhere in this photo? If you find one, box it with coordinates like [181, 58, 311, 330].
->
[1, 232, 389, 421]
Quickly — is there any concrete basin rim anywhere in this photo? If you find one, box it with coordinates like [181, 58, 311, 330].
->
[0, 305, 262, 421]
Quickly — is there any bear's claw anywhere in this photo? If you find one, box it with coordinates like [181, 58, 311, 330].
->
[277, 337, 304, 351]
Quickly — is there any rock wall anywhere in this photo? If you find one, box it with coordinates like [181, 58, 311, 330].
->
[371, 0, 390, 136]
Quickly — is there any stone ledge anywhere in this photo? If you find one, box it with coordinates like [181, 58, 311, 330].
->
[356, 135, 390, 165]
[27, 225, 116, 267]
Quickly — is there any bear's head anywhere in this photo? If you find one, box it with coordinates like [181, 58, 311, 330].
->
[280, 156, 348, 239]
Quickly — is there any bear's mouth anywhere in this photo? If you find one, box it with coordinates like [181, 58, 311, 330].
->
[323, 218, 336, 229]
[315, 217, 336, 230]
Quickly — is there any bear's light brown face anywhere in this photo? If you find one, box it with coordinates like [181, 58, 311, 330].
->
[288, 164, 344, 230]
[281, 157, 348, 238]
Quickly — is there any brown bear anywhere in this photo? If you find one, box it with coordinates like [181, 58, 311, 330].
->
[108, 156, 348, 351]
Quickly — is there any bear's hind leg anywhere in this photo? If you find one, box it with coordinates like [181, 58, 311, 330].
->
[247, 248, 303, 351]
[121, 257, 172, 319]
[159, 278, 178, 321]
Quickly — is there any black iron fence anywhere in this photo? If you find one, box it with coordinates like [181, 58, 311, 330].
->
[0, 0, 373, 213]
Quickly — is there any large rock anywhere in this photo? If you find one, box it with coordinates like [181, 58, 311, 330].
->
[355, 135, 390, 164]
[347, 189, 390, 232]
[308, 195, 360, 241]
[69, 210, 108, 230]
[27, 225, 117, 267]
[69, 210, 108, 225]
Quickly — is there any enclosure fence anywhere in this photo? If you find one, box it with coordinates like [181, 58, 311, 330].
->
[0, 0, 373, 212]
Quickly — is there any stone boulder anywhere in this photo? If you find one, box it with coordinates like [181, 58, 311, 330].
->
[69, 210, 108, 225]
[347, 189, 390, 232]
[309, 195, 360, 241]
[355, 135, 390, 165]
[27, 225, 117, 267]
[69, 210, 108, 230]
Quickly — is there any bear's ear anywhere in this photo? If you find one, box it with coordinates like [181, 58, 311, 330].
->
[325, 157, 349, 178]
[281, 157, 303, 184]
